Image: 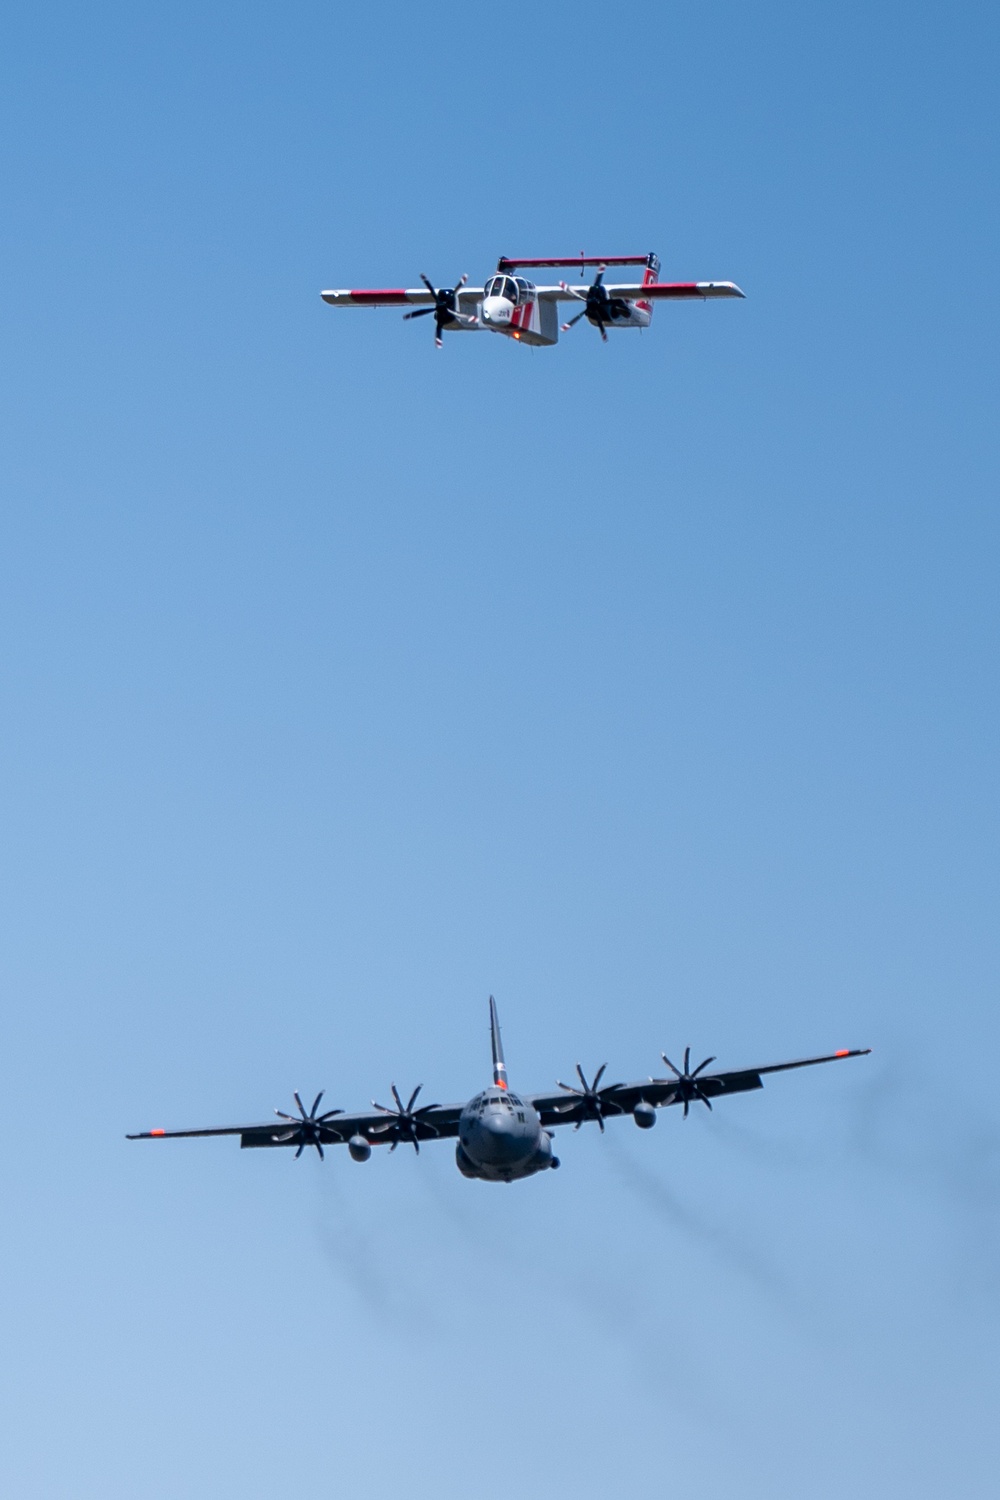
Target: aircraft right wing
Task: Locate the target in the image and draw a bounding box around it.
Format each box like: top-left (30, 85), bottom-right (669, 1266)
top-left (127, 1095), bottom-right (465, 1154)
top-left (534, 281), bottom-right (745, 302)
top-left (320, 286), bottom-right (484, 309)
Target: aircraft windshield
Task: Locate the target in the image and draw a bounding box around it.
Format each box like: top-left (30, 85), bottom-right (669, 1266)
top-left (487, 276), bottom-right (518, 304)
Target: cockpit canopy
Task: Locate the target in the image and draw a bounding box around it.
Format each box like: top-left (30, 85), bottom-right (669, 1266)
top-left (470, 1090), bottom-right (525, 1112)
top-left (483, 274), bottom-right (535, 305)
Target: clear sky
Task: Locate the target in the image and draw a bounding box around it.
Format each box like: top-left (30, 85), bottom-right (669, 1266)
top-left (1, 3), bottom-right (998, 1496)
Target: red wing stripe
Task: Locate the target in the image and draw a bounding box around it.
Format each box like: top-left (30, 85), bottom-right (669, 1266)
top-left (348, 289), bottom-right (411, 304)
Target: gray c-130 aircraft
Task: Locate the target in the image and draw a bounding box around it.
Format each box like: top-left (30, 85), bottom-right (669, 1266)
top-left (128, 999), bottom-right (871, 1183)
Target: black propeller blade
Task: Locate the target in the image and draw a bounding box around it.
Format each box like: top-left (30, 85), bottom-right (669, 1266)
top-left (559, 267), bottom-right (631, 343)
top-left (370, 1083), bottom-right (441, 1153)
top-left (272, 1090), bottom-right (345, 1160)
top-left (657, 1047), bottom-right (717, 1117)
top-left (403, 273), bottom-right (477, 347)
top-left (555, 1063), bottom-right (624, 1132)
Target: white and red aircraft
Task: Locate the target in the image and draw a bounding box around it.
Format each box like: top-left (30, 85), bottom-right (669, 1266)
top-left (321, 253), bottom-right (744, 348)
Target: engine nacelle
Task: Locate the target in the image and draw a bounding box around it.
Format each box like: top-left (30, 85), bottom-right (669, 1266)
top-left (348, 1135), bottom-right (372, 1162)
top-left (455, 1142), bottom-right (484, 1179)
top-left (633, 1101), bottom-right (657, 1130)
top-left (531, 1131), bottom-right (558, 1172)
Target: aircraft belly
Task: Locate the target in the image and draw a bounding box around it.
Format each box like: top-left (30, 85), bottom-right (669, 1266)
top-left (485, 301), bottom-right (558, 347)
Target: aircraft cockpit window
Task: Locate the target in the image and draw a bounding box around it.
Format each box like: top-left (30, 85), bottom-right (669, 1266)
top-left (498, 276), bottom-right (518, 304)
top-left (514, 278), bottom-right (531, 300)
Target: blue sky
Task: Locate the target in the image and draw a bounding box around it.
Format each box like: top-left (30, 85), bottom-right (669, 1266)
top-left (1, 2), bottom-right (998, 1496)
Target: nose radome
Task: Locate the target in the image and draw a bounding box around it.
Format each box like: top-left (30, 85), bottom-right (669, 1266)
top-left (482, 296), bottom-right (511, 324)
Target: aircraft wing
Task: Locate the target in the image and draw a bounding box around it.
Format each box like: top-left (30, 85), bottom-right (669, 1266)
top-left (535, 280), bottom-right (745, 302)
top-left (320, 287), bottom-right (484, 309)
top-left (127, 1102), bottom-right (466, 1151)
top-left (528, 1047), bottom-right (870, 1128)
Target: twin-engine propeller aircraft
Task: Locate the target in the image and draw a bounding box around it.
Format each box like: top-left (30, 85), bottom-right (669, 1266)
top-left (321, 253), bottom-right (744, 348)
top-left (128, 999), bottom-right (870, 1184)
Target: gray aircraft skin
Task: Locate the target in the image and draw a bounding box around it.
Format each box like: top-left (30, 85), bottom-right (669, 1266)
top-left (128, 997), bottom-right (871, 1184)
top-left (455, 999), bottom-right (555, 1182)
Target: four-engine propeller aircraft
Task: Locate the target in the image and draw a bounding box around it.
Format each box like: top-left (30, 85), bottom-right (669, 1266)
top-left (321, 253), bottom-right (744, 348)
top-left (128, 999), bottom-right (870, 1184)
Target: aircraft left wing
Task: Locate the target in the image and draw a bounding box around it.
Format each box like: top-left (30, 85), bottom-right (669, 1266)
top-left (527, 1047), bottom-right (870, 1127)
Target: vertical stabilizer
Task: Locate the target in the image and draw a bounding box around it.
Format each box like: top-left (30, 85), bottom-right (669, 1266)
top-left (636, 251), bottom-right (660, 318)
top-left (489, 996), bottom-right (508, 1089)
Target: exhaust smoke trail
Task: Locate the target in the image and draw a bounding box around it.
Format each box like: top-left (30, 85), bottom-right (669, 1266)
top-left (604, 1132), bottom-right (808, 1320)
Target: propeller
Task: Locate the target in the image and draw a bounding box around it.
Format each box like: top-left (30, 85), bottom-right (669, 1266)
top-left (657, 1048), bottom-right (717, 1117)
top-left (272, 1091), bottom-right (344, 1160)
top-left (403, 274), bottom-right (477, 347)
top-left (554, 1063), bottom-right (624, 1131)
top-left (559, 267), bottom-right (631, 342)
top-left (370, 1084), bottom-right (441, 1153)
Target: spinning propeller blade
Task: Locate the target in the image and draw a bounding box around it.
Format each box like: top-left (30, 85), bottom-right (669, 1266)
top-left (658, 1048), bottom-right (717, 1117)
top-left (555, 1063), bottom-right (624, 1131)
top-left (402, 273), bottom-right (475, 347)
top-left (272, 1091), bottom-right (344, 1159)
top-left (371, 1083), bottom-right (442, 1153)
top-left (559, 266), bottom-right (630, 341)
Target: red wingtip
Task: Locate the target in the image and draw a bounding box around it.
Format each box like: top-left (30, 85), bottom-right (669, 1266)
top-left (150, 1128), bottom-right (166, 1136)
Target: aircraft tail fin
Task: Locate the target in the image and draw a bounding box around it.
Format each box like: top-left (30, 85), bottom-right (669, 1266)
top-left (489, 996), bottom-right (508, 1089)
top-left (637, 252), bottom-right (660, 318)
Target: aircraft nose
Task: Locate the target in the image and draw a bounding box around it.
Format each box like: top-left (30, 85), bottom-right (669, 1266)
top-left (478, 1108), bottom-right (529, 1163)
top-left (482, 296), bottom-right (511, 325)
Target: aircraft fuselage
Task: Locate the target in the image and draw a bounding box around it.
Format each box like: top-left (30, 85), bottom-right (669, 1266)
top-left (455, 1087), bottom-right (557, 1182)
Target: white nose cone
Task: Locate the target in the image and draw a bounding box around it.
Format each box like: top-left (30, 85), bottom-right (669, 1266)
top-left (482, 296), bottom-right (512, 325)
